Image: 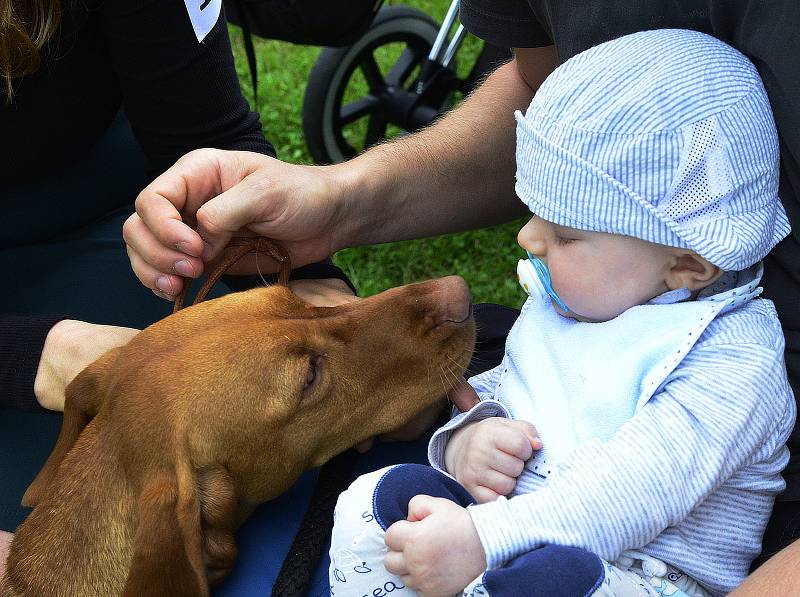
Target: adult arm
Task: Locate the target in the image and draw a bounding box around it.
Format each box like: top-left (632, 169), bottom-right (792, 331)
top-left (334, 46), bottom-right (557, 245)
top-left (731, 539), bottom-right (800, 595)
top-left (124, 47), bottom-right (557, 294)
top-left (0, 316), bottom-right (69, 411)
top-left (0, 529), bottom-right (11, 578)
top-left (0, 318), bottom-right (138, 412)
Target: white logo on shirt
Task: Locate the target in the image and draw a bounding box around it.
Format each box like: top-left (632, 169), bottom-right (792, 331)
top-left (184, 0), bottom-right (222, 43)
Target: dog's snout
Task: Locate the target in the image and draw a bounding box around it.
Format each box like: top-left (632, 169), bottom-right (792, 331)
top-left (431, 275), bottom-right (473, 325)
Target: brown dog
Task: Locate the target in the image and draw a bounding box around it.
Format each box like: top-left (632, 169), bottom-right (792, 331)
top-left (0, 276), bottom-right (474, 596)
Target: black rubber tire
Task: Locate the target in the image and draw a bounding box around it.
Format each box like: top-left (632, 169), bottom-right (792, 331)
top-left (302, 5), bottom-right (440, 165)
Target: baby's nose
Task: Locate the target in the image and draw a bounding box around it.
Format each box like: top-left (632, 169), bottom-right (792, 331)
top-left (518, 231), bottom-right (547, 257)
top-left (517, 218), bottom-right (547, 256)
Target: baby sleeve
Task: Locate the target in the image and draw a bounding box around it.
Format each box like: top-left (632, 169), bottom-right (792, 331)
top-left (428, 360), bottom-right (512, 474)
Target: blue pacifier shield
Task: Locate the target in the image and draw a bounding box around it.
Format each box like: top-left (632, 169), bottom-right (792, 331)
top-left (518, 251), bottom-right (570, 312)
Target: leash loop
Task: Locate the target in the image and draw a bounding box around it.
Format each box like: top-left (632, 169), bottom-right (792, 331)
top-left (173, 237), bottom-right (291, 312)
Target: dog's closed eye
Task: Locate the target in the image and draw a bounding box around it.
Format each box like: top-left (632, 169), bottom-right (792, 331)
top-left (302, 355), bottom-right (323, 397)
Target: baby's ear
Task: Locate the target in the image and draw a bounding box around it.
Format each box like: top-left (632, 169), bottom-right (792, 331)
top-left (667, 251), bottom-right (723, 292)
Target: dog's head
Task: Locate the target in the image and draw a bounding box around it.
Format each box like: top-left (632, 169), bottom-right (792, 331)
top-left (117, 275), bottom-right (475, 499)
top-left (18, 276), bottom-right (474, 595)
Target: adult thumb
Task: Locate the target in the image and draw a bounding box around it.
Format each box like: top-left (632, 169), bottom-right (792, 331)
top-left (195, 172), bottom-right (273, 261)
top-left (448, 379), bottom-right (480, 413)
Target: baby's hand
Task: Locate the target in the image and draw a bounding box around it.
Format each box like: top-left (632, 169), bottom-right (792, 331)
top-left (384, 496), bottom-right (486, 596)
top-left (444, 418), bottom-right (541, 503)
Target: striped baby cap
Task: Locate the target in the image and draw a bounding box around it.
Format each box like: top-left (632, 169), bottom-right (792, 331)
top-left (515, 28), bottom-right (790, 271)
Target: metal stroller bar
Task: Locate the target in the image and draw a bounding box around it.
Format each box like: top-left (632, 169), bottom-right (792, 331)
top-left (426, 0), bottom-right (460, 64)
top-left (442, 23), bottom-right (466, 68)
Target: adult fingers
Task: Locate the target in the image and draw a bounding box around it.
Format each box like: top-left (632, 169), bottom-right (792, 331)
top-left (135, 149), bottom-right (269, 260)
top-left (448, 379), bottom-right (480, 413)
top-left (133, 154), bottom-right (216, 262)
top-left (126, 245), bottom-right (183, 299)
top-left (134, 191), bottom-right (205, 257)
top-left (195, 167), bottom-right (289, 262)
top-left (123, 214), bottom-right (204, 286)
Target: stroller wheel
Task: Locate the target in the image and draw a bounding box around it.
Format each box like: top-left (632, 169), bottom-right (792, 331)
top-left (302, 5), bottom-right (442, 165)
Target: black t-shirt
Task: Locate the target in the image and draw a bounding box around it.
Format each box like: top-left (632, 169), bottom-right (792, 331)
top-left (461, 0), bottom-right (800, 499)
top-left (1, 0), bottom-right (273, 187)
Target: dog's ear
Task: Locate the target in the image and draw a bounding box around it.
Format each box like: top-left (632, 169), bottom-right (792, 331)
top-left (121, 471), bottom-right (208, 597)
top-left (22, 347), bottom-right (120, 508)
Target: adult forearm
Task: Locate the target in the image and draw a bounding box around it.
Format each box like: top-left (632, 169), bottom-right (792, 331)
top-left (731, 539), bottom-right (800, 595)
top-left (127, 49), bottom-right (555, 284)
top-left (34, 321), bottom-right (139, 411)
top-left (335, 57), bottom-right (538, 247)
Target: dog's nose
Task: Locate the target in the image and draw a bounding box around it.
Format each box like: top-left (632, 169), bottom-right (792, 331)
top-left (432, 275), bottom-right (473, 325)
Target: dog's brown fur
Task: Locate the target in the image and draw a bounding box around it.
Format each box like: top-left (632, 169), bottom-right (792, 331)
top-left (0, 277), bottom-right (474, 596)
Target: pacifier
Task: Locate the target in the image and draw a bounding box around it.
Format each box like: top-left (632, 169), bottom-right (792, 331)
top-left (517, 251), bottom-right (570, 312)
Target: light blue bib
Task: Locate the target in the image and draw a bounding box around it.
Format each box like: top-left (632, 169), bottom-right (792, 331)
top-left (496, 258), bottom-right (748, 491)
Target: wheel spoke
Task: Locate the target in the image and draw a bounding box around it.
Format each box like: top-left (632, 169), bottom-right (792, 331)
top-left (364, 114), bottom-right (388, 148)
top-left (359, 52), bottom-right (385, 92)
top-left (339, 96), bottom-right (380, 125)
top-left (386, 46), bottom-right (426, 87)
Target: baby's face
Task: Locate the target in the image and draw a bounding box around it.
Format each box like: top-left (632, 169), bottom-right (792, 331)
top-left (517, 216), bottom-right (677, 321)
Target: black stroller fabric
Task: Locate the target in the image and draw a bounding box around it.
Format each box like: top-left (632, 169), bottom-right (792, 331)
top-left (224, 0), bottom-right (381, 46)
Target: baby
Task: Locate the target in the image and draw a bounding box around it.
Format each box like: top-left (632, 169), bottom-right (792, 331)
top-left (328, 29), bottom-right (795, 597)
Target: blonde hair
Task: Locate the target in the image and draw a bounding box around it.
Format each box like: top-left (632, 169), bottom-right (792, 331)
top-left (0, 0), bottom-right (62, 102)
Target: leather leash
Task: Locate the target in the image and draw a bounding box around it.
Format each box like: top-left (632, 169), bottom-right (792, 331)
top-left (172, 236), bottom-right (291, 312)
top-left (169, 236), bottom-right (358, 596)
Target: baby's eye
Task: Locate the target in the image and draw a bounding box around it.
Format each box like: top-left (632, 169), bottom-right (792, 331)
top-left (555, 236), bottom-right (576, 245)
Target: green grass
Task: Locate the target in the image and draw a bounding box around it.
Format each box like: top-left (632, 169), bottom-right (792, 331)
top-left (228, 1), bottom-right (527, 308)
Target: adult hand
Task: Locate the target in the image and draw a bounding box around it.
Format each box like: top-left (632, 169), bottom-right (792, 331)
top-left (124, 149), bottom-right (350, 299)
top-left (0, 530), bottom-right (11, 580)
top-left (287, 278), bottom-right (358, 307)
top-left (384, 496), bottom-right (486, 596)
top-left (34, 320), bottom-right (139, 411)
top-left (444, 417), bottom-right (541, 503)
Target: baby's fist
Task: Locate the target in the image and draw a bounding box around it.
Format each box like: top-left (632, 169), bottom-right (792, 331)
top-left (447, 418), bottom-right (541, 503)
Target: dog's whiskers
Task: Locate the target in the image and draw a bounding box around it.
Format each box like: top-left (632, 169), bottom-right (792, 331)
top-left (447, 355), bottom-right (477, 377)
top-left (440, 361), bottom-right (462, 393)
top-left (435, 365), bottom-right (450, 396)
